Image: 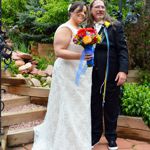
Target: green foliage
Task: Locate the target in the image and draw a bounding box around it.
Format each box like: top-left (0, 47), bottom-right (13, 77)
top-left (106, 0), bottom-right (127, 20)
top-left (17, 12), bottom-right (36, 31)
top-left (18, 42), bottom-right (29, 53)
top-left (138, 70), bottom-right (150, 87)
top-left (2, 0), bottom-right (27, 26)
top-left (121, 83), bottom-right (150, 127)
top-left (106, 0), bottom-right (144, 21)
top-left (33, 55), bottom-right (55, 70)
top-left (125, 15), bottom-right (150, 70)
top-left (37, 0), bottom-right (69, 25)
top-left (7, 60), bottom-right (19, 75)
top-left (7, 0), bottom-right (68, 44)
top-left (8, 29), bottom-right (29, 53)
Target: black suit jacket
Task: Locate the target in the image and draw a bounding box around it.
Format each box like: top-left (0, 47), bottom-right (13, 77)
top-left (94, 21), bottom-right (128, 83)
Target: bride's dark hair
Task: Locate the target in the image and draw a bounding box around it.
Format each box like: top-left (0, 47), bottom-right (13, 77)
top-left (68, 1), bottom-right (86, 17)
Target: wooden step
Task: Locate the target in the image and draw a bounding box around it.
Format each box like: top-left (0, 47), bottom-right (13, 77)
top-left (7, 128), bottom-right (34, 147)
top-left (0, 127), bottom-right (9, 150)
top-left (2, 94), bottom-right (30, 110)
top-left (2, 85), bottom-right (49, 97)
top-left (7, 120), bottom-right (43, 147)
top-left (1, 77), bottom-right (27, 85)
top-left (117, 115), bottom-right (150, 142)
top-left (30, 96), bottom-right (48, 106)
top-left (2, 105), bottom-right (46, 126)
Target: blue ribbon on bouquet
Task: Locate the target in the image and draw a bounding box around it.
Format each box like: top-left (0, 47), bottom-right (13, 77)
top-left (75, 45), bottom-right (94, 85)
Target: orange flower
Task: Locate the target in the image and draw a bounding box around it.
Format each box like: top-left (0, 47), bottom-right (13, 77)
top-left (82, 35), bottom-right (92, 45)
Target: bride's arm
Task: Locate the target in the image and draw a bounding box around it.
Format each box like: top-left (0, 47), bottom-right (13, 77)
top-left (54, 27), bottom-right (81, 60)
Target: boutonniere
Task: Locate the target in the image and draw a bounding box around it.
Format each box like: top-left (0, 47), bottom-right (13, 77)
top-left (104, 21), bottom-right (111, 28)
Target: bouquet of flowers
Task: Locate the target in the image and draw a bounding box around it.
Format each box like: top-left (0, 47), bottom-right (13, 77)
top-left (73, 28), bottom-right (102, 67)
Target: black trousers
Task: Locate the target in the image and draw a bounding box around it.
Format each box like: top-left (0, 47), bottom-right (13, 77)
top-left (91, 68), bottom-right (120, 145)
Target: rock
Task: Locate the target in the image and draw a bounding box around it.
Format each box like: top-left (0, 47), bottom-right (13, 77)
top-left (41, 77), bottom-right (47, 82)
top-left (38, 70), bottom-right (47, 77)
top-left (18, 62), bottom-right (33, 72)
top-left (16, 51), bottom-right (32, 60)
top-left (19, 69), bottom-right (29, 74)
top-left (16, 74), bottom-right (25, 79)
top-left (5, 39), bottom-right (13, 48)
top-left (7, 42), bottom-right (13, 48)
top-left (44, 65), bottom-right (53, 76)
top-left (46, 76), bottom-right (52, 85)
top-left (31, 60), bottom-right (38, 65)
top-left (25, 78), bottom-right (34, 86)
top-left (12, 51), bottom-right (21, 60)
top-left (15, 60), bottom-right (25, 67)
top-left (30, 78), bottom-right (41, 87)
top-left (30, 67), bottom-right (39, 75)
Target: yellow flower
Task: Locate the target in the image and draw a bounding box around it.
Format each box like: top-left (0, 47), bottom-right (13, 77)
top-left (97, 34), bottom-right (102, 43)
top-left (104, 21), bottom-right (111, 28)
top-left (82, 35), bottom-right (92, 45)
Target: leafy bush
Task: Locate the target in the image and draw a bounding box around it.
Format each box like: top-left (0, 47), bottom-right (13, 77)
top-left (2, 0), bottom-right (27, 26)
top-left (138, 70), bottom-right (150, 87)
top-left (121, 83), bottom-right (150, 127)
top-left (37, 0), bottom-right (69, 25)
top-left (7, 61), bottom-right (19, 75)
top-left (6, 0), bottom-right (70, 45)
top-left (34, 55), bottom-right (55, 70)
top-left (106, 0), bottom-right (144, 21)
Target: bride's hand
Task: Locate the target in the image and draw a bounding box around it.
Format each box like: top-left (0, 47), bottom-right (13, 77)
top-left (84, 54), bottom-right (93, 60)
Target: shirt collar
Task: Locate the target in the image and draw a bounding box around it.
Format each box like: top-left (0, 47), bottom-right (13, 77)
top-left (94, 21), bottom-right (104, 25)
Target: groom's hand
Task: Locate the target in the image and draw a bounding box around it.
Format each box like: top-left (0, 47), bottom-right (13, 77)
top-left (115, 72), bottom-right (127, 86)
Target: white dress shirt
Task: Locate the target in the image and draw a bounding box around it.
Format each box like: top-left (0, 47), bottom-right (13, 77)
top-left (94, 22), bottom-right (102, 33)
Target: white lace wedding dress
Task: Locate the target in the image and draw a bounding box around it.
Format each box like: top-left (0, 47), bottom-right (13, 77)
top-left (32, 23), bottom-right (92, 150)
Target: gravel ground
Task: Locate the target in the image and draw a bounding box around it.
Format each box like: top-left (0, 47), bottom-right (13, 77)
top-left (1, 93), bottom-right (22, 101)
top-left (9, 119), bottom-right (43, 131)
top-left (2, 103), bottom-right (46, 112)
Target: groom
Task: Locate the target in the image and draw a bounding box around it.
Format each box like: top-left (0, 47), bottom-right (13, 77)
top-left (89, 0), bottom-right (128, 150)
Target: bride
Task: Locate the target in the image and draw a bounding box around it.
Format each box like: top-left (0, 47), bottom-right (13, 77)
top-left (32, 1), bottom-right (93, 150)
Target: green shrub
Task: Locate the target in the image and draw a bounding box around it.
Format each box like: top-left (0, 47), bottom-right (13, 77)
top-left (142, 98), bottom-right (150, 126)
top-left (7, 0), bottom-right (69, 45)
top-left (138, 70), bottom-right (150, 87)
top-left (7, 60), bottom-right (19, 75)
top-left (33, 55), bottom-right (55, 70)
top-left (37, 0), bottom-right (69, 25)
top-left (2, 0), bottom-right (27, 26)
top-left (121, 83), bottom-right (150, 127)
top-left (106, 0), bottom-right (144, 21)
